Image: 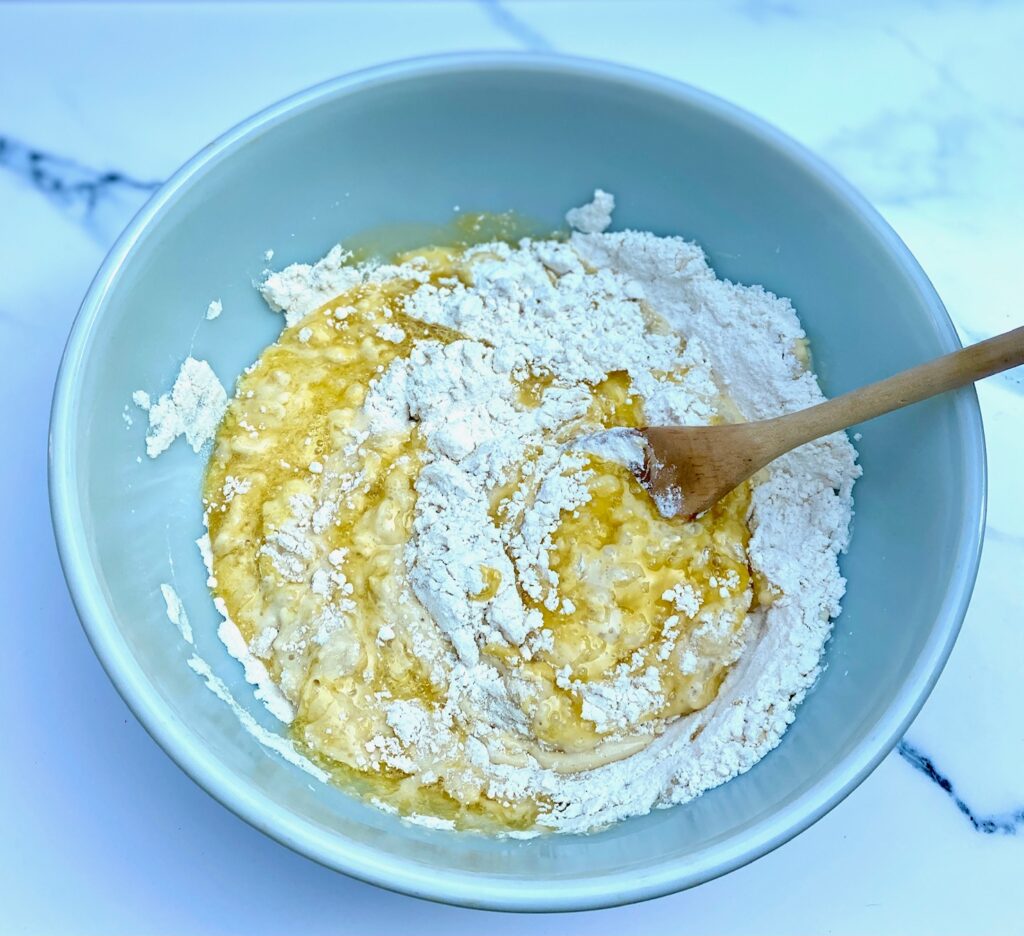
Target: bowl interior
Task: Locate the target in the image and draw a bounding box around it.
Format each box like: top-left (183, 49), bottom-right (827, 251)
top-left (52, 57), bottom-right (981, 911)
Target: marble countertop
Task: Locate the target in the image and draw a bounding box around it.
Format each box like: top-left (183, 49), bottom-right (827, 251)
top-left (2, 2), bottom-right (1021, 933)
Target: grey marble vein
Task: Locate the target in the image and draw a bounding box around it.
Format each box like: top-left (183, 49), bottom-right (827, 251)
top-left (0, 306), bottom-right (32, 331)
top-left (898, 740), bottom-right (1024, 834)
top-left (816, 24), bottom-right (986, 210)
top-left (882, 24), bottom-right (971, 99)
top-left (0, 135), bottom-right (161, 242)
top-left (822, 104), bottom-right (975, 207)
top-left (0, 135), bottom-right (160, 212)
top-left (985, 525), bottom-right (1024, 546)
top-left (479, 0), bottom-right (555, 52)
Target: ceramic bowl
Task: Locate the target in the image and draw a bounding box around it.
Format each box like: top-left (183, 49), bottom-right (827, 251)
top-left (49, 53), bottom-right (985, 911)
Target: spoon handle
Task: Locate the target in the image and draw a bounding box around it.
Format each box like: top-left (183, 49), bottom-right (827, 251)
top-left (765, 324), bottom-right (1024, 453)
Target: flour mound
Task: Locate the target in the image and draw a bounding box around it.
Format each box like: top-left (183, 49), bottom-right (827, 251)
top-left (565, 188), bottom-right (615, 234)
top-left (136, 357), bottom-right (227, 458)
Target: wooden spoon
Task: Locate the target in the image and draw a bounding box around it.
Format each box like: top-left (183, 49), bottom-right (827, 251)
top-left (640, 325), bottom-right (1024, 519)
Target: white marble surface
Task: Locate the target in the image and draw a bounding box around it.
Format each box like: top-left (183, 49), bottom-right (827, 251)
top-left (1, 2), bottom-right (1021, 932)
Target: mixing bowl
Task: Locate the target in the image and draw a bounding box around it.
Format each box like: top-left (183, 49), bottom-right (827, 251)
top-left (49, 53), bottom-right (985, 911)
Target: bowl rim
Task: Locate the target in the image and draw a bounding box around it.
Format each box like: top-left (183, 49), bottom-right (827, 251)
top-left (48, 51), bottom-right (986, 913)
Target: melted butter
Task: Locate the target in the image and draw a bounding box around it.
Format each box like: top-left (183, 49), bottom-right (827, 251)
top-left (472, 566), bottom-right (503, 602)
top-left (585, 370), bottom-right (644, 427)
top-left (346, 209), bottom-right (550, 266)
top-left (515, 370), bottom-right (556, 409)
top-left (535, 462), bottom-right (751, 736)
top-left (496, 369), bottom-right (753, 757)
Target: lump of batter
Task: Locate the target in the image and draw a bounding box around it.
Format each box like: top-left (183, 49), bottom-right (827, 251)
top-left (201, 194), bottom-right (858, 834)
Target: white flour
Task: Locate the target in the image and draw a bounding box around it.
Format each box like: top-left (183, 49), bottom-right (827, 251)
top-left (186, 654), bottom-right (328, 782)
top-left (134, 357), bottom-right (227, 458)
top-left (564, 187), bottom-right (615, 234)
top-left (159, 583), bottom-right (193, 644)
top-left (144, 191), bottom-right (859, 834)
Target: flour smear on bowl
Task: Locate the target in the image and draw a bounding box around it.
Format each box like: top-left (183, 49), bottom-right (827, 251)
top-left (135, 192), bottom-right (859, 834)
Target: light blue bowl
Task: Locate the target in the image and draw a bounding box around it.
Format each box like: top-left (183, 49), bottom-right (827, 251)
top-left (49, 53), bottom-right (985, 911)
